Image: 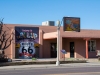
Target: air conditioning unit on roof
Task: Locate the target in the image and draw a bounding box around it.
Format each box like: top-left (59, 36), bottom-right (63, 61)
top-left (42, 21), bottom-right (55, 26)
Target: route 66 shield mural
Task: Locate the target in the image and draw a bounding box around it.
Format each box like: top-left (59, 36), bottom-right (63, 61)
top-left (15, 27), bottom-right (39, 59)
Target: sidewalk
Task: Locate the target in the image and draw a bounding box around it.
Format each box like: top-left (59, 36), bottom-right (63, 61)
top-left (0, 58), bottom-right (100, 70)
top-left (0, 62), bottom-right (100, 70)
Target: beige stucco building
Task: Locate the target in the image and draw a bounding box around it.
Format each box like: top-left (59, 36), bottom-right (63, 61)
top-left (3, 24), bottom-right (100, 59)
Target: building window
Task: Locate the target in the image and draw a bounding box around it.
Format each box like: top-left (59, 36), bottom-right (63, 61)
top-left (88, 40), bottom-right (96, 52)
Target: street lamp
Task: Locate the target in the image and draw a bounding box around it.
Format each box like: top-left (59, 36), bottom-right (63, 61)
top-left (56, 20), bottom-right (61, 66)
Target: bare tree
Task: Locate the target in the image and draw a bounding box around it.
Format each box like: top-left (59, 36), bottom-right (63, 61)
top-left (0, 19), bottom-right (13, 54)
top-left (0, 18), bottom-right (3, 34)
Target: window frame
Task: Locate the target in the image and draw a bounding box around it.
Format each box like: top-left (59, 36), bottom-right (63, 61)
top-left (88, 40), bottom-right (96, 52)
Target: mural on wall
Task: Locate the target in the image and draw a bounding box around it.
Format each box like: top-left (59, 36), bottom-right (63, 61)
top-left (15, 27), bottom-right (39, 59)
top-left (63, 17), bottom-right (80, 32)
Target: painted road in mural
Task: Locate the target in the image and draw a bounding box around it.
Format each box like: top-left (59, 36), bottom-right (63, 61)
top-left (15, 27), bottom-right (39, 59)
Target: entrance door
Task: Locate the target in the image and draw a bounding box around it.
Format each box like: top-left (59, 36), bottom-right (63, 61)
top-left (35, 46), bottom-right (39, 58)
top-left (50, 43), bottom-right (57, 58)
top-left (70, 42), bottom-right (75, 57)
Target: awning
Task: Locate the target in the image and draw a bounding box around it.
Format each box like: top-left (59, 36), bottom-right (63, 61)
top-left (43, 32), bottom-right (57, 39)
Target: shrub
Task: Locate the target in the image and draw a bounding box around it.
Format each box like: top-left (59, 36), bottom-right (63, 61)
top-left (32, 58), bottom-right (37, 60)
top-left (0, 54), bottom-right (8, 62)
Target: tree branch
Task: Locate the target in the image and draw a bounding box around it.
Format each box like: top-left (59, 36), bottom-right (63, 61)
top-left (0, 19), bottom-right (3, 35)
top-left (2, 34), bottom-right (12, 50)
top-left (0, 18), bottom-right (14, 51)
top-left (0, 31), bottom-right (6, 50)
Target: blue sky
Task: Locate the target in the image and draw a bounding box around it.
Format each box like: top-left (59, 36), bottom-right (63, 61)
top-left (0, 0), bottom-right (100, 29)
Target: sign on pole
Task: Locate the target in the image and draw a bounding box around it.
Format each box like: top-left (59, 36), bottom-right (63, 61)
top-left (61, 50), bottom-right (67, 54)
top-left (63, 17), bottom-right (80, 32)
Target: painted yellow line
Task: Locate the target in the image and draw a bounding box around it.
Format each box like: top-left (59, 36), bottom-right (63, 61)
top-left (1, 71), bottom-right (100, 75)
top-left (44, 74), bottom-right (65, 75)
top-left (0, 72), bottom-right (24, 75)
top-left (44, 72), bottom-right (100, 75)
top-left (69, 72), bottom-right (100, 74)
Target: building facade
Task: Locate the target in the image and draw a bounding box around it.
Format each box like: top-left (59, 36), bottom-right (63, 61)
top-left (4, 24), bottom-right (100, 59)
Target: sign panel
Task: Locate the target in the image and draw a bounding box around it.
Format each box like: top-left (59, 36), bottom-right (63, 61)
top-left (61, 50), bottom-right (67, 54)
top-left (63, 17), bottom-right (80, 32)
top-left (15, 27), bottom-right (39, 59)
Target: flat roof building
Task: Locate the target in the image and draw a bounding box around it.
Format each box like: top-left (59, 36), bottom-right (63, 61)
top-left (3, 24), bottom-right (100, 59)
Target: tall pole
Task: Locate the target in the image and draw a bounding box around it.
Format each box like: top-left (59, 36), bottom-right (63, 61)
top-left (56, 20), bottom-right (60, 66)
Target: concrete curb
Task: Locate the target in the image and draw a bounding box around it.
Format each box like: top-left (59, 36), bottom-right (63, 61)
top-left (0, 60), bottom-right (87, 67)
top-left (0, 63), bottom-right (100, 70)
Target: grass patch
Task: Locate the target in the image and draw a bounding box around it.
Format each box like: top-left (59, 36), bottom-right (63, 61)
top-left (32, 58), bottom-right (37, 61)
top-left (66, 58), bottom-right (77, 60)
